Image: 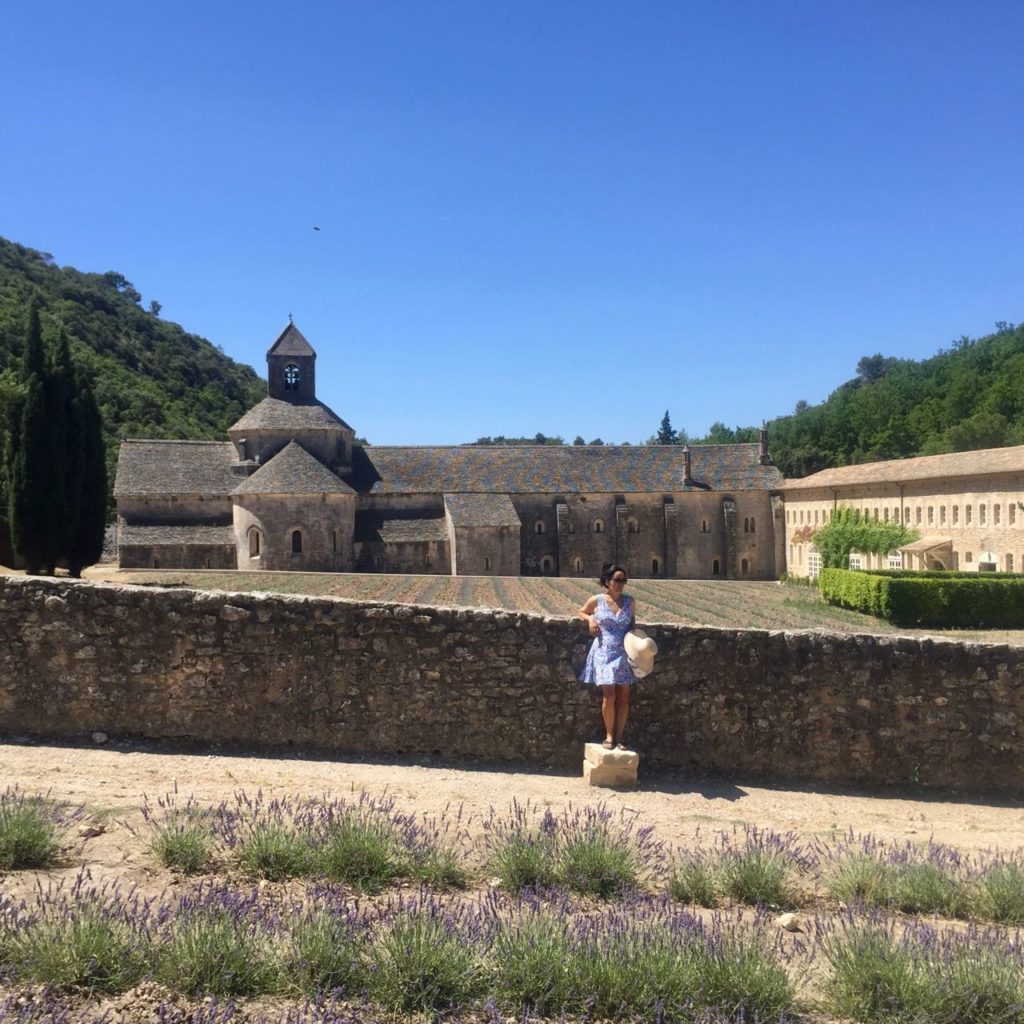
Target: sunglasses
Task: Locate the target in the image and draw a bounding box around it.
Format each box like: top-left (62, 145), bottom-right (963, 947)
top-left (611, 576), bottom-right (627, 584)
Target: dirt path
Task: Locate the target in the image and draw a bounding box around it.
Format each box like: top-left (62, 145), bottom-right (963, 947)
top-left (3, 738), bottom-right (1023, 904)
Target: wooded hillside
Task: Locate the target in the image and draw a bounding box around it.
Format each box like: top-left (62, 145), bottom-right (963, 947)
top-left (0, 238), bottom-right (264, 492)
top-left (766, 322), bottom-right (1024, 477)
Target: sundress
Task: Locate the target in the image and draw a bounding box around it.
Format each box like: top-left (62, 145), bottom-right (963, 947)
top-left (579, 593), bottom-right (635, 687)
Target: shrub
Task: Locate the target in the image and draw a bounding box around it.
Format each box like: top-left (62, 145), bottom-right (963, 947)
top-left (668, 856), bottom-right (719, 907)
top-left (555, 825), bottom-right (640, 898)
top-left (152, 821), bottom-right (214, 874)
top-left (315, 814), bottom-right (403, 893)
top-left (0, 802), bottom-right (60, 870)
top-left (282, 906), bottom-right (367, 996)
top-left (237, 825), bottom-right (312, 881)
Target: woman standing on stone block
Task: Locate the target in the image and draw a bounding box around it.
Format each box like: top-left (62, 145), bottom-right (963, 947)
top-left (577, 564), bottom-right (635, 750)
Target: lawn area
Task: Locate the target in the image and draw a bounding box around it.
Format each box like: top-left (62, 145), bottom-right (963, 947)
top-left (91, 568), bottom-right (1024, 643)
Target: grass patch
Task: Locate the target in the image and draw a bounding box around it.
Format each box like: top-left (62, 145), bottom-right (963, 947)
top-left (555, 824), bottom-right (640, 898)
top-left (315, 814), bottom-right (403, 893)
top-left (719, 846), bottom-right (799, 909)
top-left (152, 821), bottom-right (214, 874)
top-left (668, 856), bottom-right (719, 907)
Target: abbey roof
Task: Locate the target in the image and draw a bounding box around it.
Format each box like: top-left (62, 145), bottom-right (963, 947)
top-left (120, 524), bottom-right (235, 546)
top-left (444, 493), bottom-right (521, 526)
top-left (782, 444), bottom-right (1024, 489)
top-left (267, 322), bottom-right (315, 358)
top-left (113, 440), bottom-right (235, 498)
top-left (232, 441), bottom-right (354, 495)
top-left (228, 397), bottom-right (353, 433)
top-left (351, 443), bottom-right (782, 494)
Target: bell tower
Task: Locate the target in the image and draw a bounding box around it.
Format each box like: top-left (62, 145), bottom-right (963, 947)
top-left (267, 320), bottom-right (316, 403)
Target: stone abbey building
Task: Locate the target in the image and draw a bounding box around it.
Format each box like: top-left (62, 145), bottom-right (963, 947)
top-left (114, 324), bottom-right (786, 579)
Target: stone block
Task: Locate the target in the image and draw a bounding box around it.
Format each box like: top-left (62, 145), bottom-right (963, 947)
top-left (582, 743), bottom-right (639, 788)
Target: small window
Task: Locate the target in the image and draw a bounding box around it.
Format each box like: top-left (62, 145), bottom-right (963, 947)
top-left (940, 505), bottom-right (946, 525)
top-left (888, 551), bottom-right (903, 569)
top-left (712, 558), bottom-right (720, 575)
top-left (965, 551), bottom-right (973, 563)
top-left (799, 510), bottom-right (804, 524)
top-left (568, 521), bottom-right (575, 534)
top-left (484, 556), bottom-right (491, 570)
top-left (884, 508), bottom-right (890, 523)
top-left (916, 507), bottom-right (923, 525)
top-left (284, 364), bottom-right (300, 390)
top-left (812, 510), bottom-right (817, 526)
top-left (249, 529), bottom-right (261, 557)
top-left (291, 530), bottom-right (302, 554)
top-left (966, 505), bottom-right (973, 525)
top-left (1006, 553), bottom-right (1014, 572)
top-left (153, 558), bottom-right (159, 569)
top-left (651, 557), bottom-right (660, 574)
top-left (953, 505), bottom-right (959, 525)
top-left (628, 517), bottom-right (639, 534)
top-left (573, 557), bottom-right (583, 573)
top-left (904, 508), bottom-right (910, 523)
top-left (744, 517), bottom-right (750, 532)
top-left (541, 555), bottom-right (553, 573)
top-left (535, 520), bottom-right (545, 534)
top-left (789, 544), bottom-right (794, 561)
top-left (425, 554), bottom-right (432, 568)
top-left (807, 551), bottom-right (822, 580)
top-left (701, 519), bottom-right (709, 534)
top-left (1011, 504), bottom-right (1017, 525)
top-left (593, 518), bottom-right (604, 534)
top-left (205, 558), bottom-right (212, 569)
top-left (873, 508), bottom-right (879, 521)
top-left (849, 552), bottom-right (864, 569)
top-left (374, 554), bottom-right (383, 569)
top-left (927, 506), bottom-right (934, 525)
top-left (980, 504), bottom-right (987, 525)
top-left (332, 529), bottom-right (338, 553)
top-left (740, 558), bottom-right (749, 575)
top-left (994, 504), bottom-right (1001, 525)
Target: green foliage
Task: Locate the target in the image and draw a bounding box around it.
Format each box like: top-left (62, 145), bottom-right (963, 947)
top-left (151, 821), bottom-right (214, 874)
top-left (656, 409), bottom-right (677, 445)
top-left (0, 802), bottom-right (60, 869)
top-left (237, 825), bottom-right (313, 880)
top-left (814, 506), bottom-right (918, 570)
top-left (820, 568), bottom-right (1024, 627)
top-left (468, 433), bottom-right (564, 445)
top-left (0, 236), bottom-right (264, 531)
top-left (315, 815), bottom-right (404, 892)
top-left (769, 321), bottom-right (1024, 476)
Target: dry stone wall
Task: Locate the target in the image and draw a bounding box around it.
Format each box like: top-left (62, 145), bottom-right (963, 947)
top-left (1, 576), bottom-right (1022, 794)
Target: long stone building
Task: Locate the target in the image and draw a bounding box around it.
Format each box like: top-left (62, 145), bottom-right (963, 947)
top-left (783, 445), bottom-right (1024, 577)
top-left (114, 323), bottom-right (785, 578)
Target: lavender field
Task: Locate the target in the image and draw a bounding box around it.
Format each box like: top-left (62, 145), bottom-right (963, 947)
top-left (3, 786), bottom-right (1024, 1023)
top-left (98, 570), bottom-right (1024, 643)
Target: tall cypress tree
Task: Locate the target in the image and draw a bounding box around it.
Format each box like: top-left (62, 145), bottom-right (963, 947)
top-left (66, 374), bottom-right (107, 577)
top-left (51, 329), bottom-right (80, 558)
top-left (8, 302), bottom-right (66, 574)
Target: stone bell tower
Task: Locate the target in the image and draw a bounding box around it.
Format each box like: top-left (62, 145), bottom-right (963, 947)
top-left (267, 319), bottom-right (316, 403)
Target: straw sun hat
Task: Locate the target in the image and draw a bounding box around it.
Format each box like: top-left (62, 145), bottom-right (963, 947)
top-left (624, 629), bottom-right (658, 679)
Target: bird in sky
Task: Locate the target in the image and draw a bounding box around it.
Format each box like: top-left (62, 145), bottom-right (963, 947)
top-left (313, 226), bottom-right (320, 231)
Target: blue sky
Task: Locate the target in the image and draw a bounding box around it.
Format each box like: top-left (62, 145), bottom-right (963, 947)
top-left (3, 2), bottom-right (1022, 446)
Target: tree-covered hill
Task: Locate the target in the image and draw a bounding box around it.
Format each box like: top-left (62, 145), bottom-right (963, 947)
top-left (0, 237), bottom-right (265, 491)
top-left (758, 321), bottom-right (1024, 477)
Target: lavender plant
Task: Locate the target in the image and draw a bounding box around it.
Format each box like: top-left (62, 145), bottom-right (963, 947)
top-left (0, 789), bottom-right (78, 870)
top-left (144, 792), bottom-right (216, 874)
top-left (668, 853), bottom-right (720, 907)
top-left (977, 859), bottom-right (1024, 925)
top-left (281, 902), bottom-right (369, 996)
top-left (717, 827), bottom-right (810, 909)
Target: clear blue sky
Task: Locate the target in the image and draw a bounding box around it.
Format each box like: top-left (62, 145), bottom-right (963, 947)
top-left (3, 2), bottom-right (1022, 445)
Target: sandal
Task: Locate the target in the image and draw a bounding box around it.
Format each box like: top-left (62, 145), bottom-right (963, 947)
top-left (601, 739), bottom-right (614, 749)
top-left (615, 742), bottom-right (627, 751)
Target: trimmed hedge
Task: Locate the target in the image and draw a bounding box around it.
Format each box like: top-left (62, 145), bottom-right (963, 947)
top-left (819, 568), bottom-right (1024, 628)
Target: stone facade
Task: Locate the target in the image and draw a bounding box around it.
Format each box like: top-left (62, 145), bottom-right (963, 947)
top-left (114, 323), bottom-right (785, 579)
top-left (2, 575), bottom-right (1023, 795)
top-left (783, 446), bottom-right (1024, 577)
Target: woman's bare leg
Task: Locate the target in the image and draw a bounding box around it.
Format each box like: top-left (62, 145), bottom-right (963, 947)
top-left (600, 686), bottom-right (616, 744)
top-left (614, 685), bottom-right (631, 744)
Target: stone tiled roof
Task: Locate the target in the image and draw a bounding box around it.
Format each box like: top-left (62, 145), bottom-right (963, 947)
top-left (228, 397), bottom-right (353, 433)
top-left (120, 524), bottom-right (235, 546)
top-left (232, 441), bottom-right (354, 496)
top-left (113, 440), bottom-right (236, 498)
top-left (444, 493), bottom-right (521, 527)
top-left (781, 444), bottom-right (1024, 490)
top-left (267, 322), bottom-right (315, 358)
top-left (380, 518), bottom-right (449, 542)
top-left (351, 444), bottom-right (781, 495)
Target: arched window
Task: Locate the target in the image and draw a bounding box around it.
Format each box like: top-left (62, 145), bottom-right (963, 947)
top-left (153, 558), bottom-right (160, 569)
top-left (541, 556), bottom-right (554, 574)
top-left (741, 558), bottom-right (749, 575)
top-left (332, 529), bottom-right (338, 553)
top-left (249, 528), bottom-right (261, 557)
top-left (743, 517), bottom-right (750, 533)
top-left (628, 517), bottom-right (639, 534)
top-left (567, 521), bottom-right (575, 534)
top-left (651, 558), bottom-right (660, 574)
top-left (291, 530), bottom-right (302, 554)
top-left (535, 520), bottom-right (545, 534)
top-left (573, 557), bottom-right (583, 573)
top-left (484, 556), bottom-right (491, 570)
top-left (374, 554), bottom-right (383, 569)
top-left (284, 364), bottom-right (300, 391)
top-left (593, 518), bottom-right (604, 534)
top-left (750, 517), bottom-right (755, 533)
top-left (712, 559), bottom-right (720, 575)
top-left (701, 520), bottom-right (709, 534)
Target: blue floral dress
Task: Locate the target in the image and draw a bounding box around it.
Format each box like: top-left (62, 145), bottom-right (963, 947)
top-left (579, 594), bottom-right (635, 687)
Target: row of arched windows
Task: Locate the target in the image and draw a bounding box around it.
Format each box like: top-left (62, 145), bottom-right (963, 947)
top-left (249, 528), bottom-right (336, 557)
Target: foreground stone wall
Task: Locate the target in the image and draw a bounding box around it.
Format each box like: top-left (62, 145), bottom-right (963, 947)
top-left (1, 576), bottom-right (1022, 794)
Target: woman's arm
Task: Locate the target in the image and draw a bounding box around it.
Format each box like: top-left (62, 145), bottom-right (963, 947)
top-left (577, 595), bottom-right (600, 636)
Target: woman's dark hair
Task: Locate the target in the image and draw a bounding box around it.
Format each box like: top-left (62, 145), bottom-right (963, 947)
top-left (598, 564), bottom-right (627, 588)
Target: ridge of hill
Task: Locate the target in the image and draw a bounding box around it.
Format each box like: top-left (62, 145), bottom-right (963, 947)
top-left (0, 237), bottom-right (264, 488)
top-left (765, 322), bottom-right (1024, 477)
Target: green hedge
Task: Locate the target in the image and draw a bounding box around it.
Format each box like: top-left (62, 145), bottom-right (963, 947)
top-left (818, 569), bottom-right (1024, 628)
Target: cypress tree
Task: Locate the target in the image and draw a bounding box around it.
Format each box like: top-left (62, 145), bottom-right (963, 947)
top-left (66, 375), bottom-right (107, 577)
top-left (51, 329), bottom-right (80, 558)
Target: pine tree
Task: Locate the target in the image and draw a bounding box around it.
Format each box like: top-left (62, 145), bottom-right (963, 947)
top-left (656, 410), bottom-right (678, 445)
